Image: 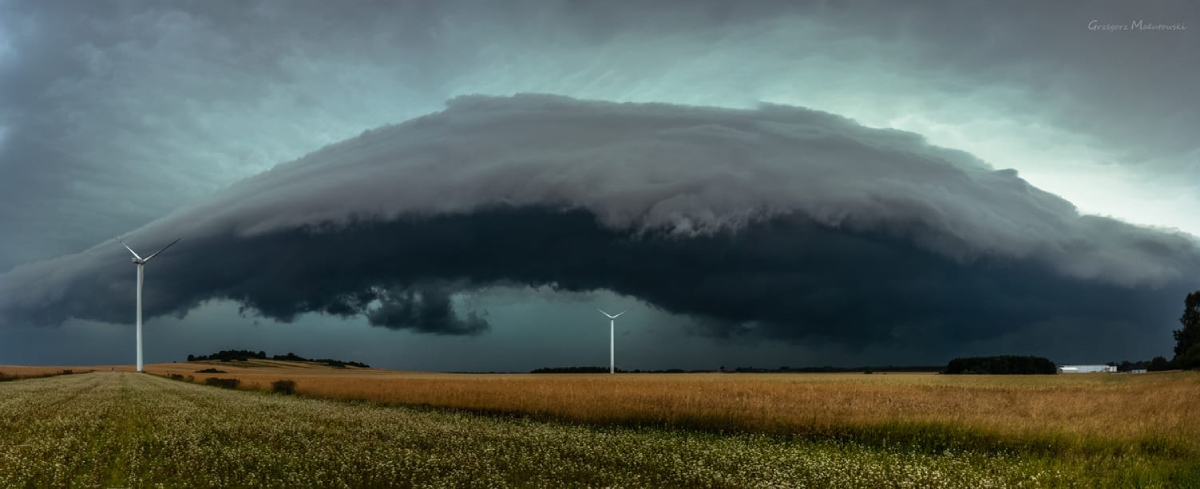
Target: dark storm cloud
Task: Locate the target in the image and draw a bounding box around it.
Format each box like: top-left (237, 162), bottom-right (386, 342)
top-left (0, 0), bottom-right (472, 267)
top-left (1, 96), bottom-right (1196, 346)
top-left (2, 0), bottom-right (1197, 275)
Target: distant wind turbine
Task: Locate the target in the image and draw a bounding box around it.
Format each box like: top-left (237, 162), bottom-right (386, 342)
top-left (118, 237), bottom-right (180, 372)
top-left (597, 309), bottom-right (626, 374)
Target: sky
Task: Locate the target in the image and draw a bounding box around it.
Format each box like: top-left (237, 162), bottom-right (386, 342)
top-left (0, 1), bottom-right (1197, 371)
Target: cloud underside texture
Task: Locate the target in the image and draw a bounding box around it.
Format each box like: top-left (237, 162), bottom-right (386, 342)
top-left (2, 95), bottom-right (1196, 348)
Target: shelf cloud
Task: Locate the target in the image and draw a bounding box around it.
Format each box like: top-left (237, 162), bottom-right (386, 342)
top-left (1, 95), bottom-right (1196, 347)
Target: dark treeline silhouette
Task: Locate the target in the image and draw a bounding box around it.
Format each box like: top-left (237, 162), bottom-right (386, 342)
top-left (530, 366), bottom-right (712, 373)
top-left (186, 350), bottom-right (369, 368)
top-left (944, 355), bottom-right (1056, 375)
top-left (530, 365), bottom-right (944, 374)
top-left (531, 366), bottom-right (627, 374)
top-left (1175, 291), bottom-right (1200, 370)
top-left (272, 352), bottom-right (307, 362)
top-left (271, 353), bottom-right (370, 369)
top-left (1111, 291), bottom-right (1200, 373)
top-left (1109, 359), bottom-right (1161, 372)
top-left (187, 350), bottom-right (266, 362)
top-left (1132, 290), bottom-right (1200, 372)
top-left (732, 365), bottom-right (943, 373)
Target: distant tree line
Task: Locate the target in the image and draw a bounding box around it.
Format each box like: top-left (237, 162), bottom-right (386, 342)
top-left (944, 355), bottom-right (1056, 375)
top-left (272, 352), bottom-right (308, 362)
top-left (726, 365), bottom-right (944, 373)
top-left (187, 350), bottom-right (266, 362)
top-left (940, 289), bottom-right (1200, 375)
top-left (531, 366), bottom-right (627, 374)
top-left (530, 367), bottom-right (728, 374)
top-left (1111, 360), bottom-right (1152, 372)
top-left (530, 365), bottom-right (946, 374)
top-left (1127, 290), bottom-right (1200, 372)
top-left (1106, 359), bottom-right (1175, 372)
top-left (186, 350), bottom-right (369, 368)
top-left (273, 353), bottom-right (370, 369)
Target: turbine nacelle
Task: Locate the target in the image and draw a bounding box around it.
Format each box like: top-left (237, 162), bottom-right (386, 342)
top-left (597, 308), bottom-right (626, 319)
top-left (119, 237), bottom-right (180, 265)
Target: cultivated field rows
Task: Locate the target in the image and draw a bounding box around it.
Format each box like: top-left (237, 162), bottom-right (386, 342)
top-left (149, 362), bottom-right (1200, 447)
top-left (0, 372), bottom-right (1076, 488)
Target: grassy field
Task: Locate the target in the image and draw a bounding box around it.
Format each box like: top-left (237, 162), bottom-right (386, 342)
top-left (1, 364), bottom-right (1196, 487)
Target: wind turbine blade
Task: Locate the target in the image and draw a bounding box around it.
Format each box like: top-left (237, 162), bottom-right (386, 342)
top-left (597, 308), bottom-right (617, 319)
top-left (613, 311), bottom-right (626, 318)
top-left (142, 238), bottom-right (180, 263)
top-left (117, 238), bottom-right (143, 260)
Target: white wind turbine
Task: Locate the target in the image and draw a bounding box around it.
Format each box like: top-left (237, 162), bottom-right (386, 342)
top-left (118, 237), bottom-right (180, 372)
top-left (596, 309), bottom-right (626, 374)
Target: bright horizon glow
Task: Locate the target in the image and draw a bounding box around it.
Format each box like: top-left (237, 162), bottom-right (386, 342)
top-left (758, 98), bottom-right (1199, 240)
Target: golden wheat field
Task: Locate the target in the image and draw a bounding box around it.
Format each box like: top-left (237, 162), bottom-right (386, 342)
top-left (0, 372), bottom-right (1091, 488)
top-left (3, 362), bottom-right (1198, 486)
top-left (0, 365), bottom-right (92, 379)
top-left (145, 360), bottom-right (1200, 449)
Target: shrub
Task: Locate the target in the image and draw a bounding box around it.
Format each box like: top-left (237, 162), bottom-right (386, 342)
top-left (271, 380), bottom-right (297, 395)
top-left (204, 378), bottom-right (240, 389)
top-left (196, 368), bottom-right (226, 374)
top-left (168, 374), bottom-right (185, 380)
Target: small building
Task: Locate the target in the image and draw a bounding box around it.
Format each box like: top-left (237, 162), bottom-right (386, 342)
top-left (1057, 365), bottom-right (1117, 374)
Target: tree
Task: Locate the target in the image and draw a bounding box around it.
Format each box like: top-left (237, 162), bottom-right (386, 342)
top-left (1149, 356), bottom-right (1172, 372)
top-left (944, 355), bottom-right (1056, 375)
top-left (1173, 291), bottom-right (1200, 370)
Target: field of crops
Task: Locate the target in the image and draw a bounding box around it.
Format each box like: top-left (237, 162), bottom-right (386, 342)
top-left (0, 365), bottom-right (89, 381)
top-left (0, 367), bottom-right (1197, 487)
top-left (151, 361), bottom-right (1200, 454)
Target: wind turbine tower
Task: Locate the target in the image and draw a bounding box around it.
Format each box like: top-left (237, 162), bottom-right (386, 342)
top-left (119, 237), bottom-right (180, 372)
top-left (597, 309), bottom-right (626, 374)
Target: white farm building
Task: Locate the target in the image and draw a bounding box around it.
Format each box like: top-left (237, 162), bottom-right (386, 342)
top-left (1057, 365), bottom-right (1117, 374)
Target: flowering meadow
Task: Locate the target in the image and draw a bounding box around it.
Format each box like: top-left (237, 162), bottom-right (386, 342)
top-left (0, 371), bottom-right (1195, 487)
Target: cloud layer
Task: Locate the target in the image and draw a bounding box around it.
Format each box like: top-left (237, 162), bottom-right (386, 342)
top-left (1, 96), bottom-right (1196, 348)
top-left (1, 1), bottom-right (1196, 272)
